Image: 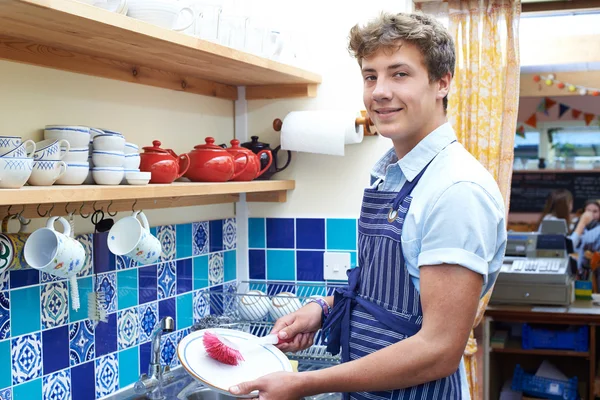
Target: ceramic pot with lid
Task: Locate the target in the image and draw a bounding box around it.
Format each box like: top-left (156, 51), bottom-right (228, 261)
top-left (139, 140), bottom-right (190, 184)
top-left (185, 137), bottom-right (250, 182)
top-left (225, 139), bottom-right (272, 181)
top-left (240, 136), bottom-right (291, 180)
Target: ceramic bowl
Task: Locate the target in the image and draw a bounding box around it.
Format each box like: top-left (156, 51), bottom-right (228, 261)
top-left (239, 290), bottom-right (271, 321)
top-left (0, 157), bottom-right (33, 188)
top-left (121, 168), bottom-right (140, 184)
top-left (92, 150), bottom-right (124, 168)
top-left (125, 171), bottom-right (151, 185)
top-left (61, 147), bottom-right (88, 163)
top-left (89, 128), bottom-right (104, 142)
top-left (124, 142), bottom-right (139, 155)
top-left (123, 153), bottom-right (141, 169)
top-left (92, 167), bottom-right (124, 185)
top-left (93, 134), bottom-right (126, 152)
top-left (269, 292), bottom-right (302, 320)
top-left (56, 162), bottom-right (89, 185)
top-left (44, 125), bottom-right (90, 148)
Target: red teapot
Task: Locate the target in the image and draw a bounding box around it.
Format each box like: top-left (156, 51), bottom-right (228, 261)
top-left (140, 140), bottom-right (190, 184)
top-left (185, 137), bottom-right (250, 182)
top-left (225, 139), bottom-right (273, 181)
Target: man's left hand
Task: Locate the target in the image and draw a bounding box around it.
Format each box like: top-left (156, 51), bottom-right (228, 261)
top-left (229, 371), bottom-right (305, 400)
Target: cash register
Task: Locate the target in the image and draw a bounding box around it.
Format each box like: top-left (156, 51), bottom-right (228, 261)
top-left (490, 232), bottom-right (574, 306)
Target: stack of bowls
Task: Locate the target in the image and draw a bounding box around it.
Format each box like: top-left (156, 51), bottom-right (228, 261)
top-left (122, 142), bottom-right (141, 184)
top-left (92, 129), bottom-right (126, 185)
top-left (44, 125), bottom-right (91, 185)
top-left (0, 136), bottom-right (35, 189)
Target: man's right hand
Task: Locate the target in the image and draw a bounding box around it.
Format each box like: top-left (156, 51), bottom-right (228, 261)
top-left (270, 301), bottom-right (325, 353)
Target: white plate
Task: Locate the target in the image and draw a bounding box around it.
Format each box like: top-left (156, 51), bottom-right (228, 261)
top-left (177, 328), bottom-right (293, 398)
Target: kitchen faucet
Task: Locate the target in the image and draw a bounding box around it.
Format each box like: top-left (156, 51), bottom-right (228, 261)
top-left (134, 316), bottom-right (175, 399)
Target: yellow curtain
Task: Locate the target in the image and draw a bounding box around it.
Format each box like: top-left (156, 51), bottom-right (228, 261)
top-left (445, 1), bottom-right (521, 399)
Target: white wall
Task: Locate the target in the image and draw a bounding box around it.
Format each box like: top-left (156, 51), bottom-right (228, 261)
top-left (0, 60), bottom-right (235, 233)
top-left (246, 0), bottom-right (412, 218)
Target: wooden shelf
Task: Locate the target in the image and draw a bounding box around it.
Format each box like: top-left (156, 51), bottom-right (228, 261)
top-left (491, 339), bottom-right (590, 358)
top-left (0, 0), bottom-right (322, 100)
top-left (0, 180), bottom-right (295, 218)
top-left (514, 169), bottom-right (600, 174)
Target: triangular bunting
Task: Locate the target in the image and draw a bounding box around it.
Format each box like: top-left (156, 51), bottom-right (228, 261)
top-left (525, 113), bottom-right (537, 128)
top-left (545, 97), bottom-right (557, 109)
top-left (559, 103), bottom-right (570, 118)
top-left (573, 109), bottom-right (582, 119)
top-left (585, 113), bottom-right (595, 125)
top-left (516, 125), bottom-right (525, 138)
top-left (536, 99), bottom-right (547, 115)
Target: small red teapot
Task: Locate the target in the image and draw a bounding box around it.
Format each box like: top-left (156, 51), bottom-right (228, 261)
top-left (140, 140), bottom-right (190, 184)
top-left (225, 139), bottom-right (272, 181)
top-left (185, 137), bottom-right (250, 182)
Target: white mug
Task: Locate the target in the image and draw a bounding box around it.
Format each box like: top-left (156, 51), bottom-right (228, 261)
top-left (23, 216), bottom-right (86, 278)
top-left (28, 160), bottom-right (67, 186)
top-left (34, 139), bottom-right (70, 161)
top-left (107, 211), bottom-right (161, 264)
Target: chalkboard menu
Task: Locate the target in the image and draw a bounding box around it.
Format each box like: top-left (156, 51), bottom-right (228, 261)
top-left (510, 171), bottom-right (600, 212)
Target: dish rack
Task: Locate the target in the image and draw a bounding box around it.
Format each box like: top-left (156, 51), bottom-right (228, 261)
top-left (192, 280), bottom-right (346, 370)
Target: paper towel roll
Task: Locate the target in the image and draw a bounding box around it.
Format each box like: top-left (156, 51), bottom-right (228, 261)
top-left (280, 110), bottom-right (364, 156)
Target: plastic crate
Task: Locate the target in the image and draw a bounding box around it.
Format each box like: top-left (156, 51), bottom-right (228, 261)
top-left (522, 324), bottom-right (588, 352)
top-left (511, 365), bottom-right (579, 400)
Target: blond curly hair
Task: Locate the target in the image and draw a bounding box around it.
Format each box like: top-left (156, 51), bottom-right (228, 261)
top-left (348, 12), bottom-right (455, 111)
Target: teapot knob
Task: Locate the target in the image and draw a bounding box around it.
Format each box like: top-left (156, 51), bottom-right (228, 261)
top-left (205, 137), bottom-right (215, 145)
top-left (152, 140), bottom-right (162, 148)
top-left (230, 139), bottom-right (240, 147)
top-left (251, 136), bottom-right (259, 142)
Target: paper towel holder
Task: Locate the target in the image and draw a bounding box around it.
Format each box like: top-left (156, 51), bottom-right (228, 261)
top-left (272, 110), bottom-right (377, 136)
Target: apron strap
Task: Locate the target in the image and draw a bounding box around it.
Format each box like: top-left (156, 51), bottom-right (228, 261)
top-left (322, 267), bottom-right (421, 360)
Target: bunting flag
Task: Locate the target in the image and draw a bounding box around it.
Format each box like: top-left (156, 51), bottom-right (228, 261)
top-left (517, 96), bottom-right (600, 137)
top-left (585, 113), bottom-right (595, 126)
top-left (525, 113), bottom-right (537, 128)
top-left (559, 103), bottom-right (570, 118)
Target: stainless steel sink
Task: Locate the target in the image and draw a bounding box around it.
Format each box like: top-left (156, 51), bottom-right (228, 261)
top-left (183, 388), bottom-right (236, 400)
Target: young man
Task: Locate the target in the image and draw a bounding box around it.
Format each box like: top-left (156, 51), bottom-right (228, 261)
top-left (229, 11), bottom-right (507, 400)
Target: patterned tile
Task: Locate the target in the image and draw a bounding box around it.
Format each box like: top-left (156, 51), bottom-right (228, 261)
top-left (192, 222), bottom-right (209, 256)
top-left (117, 308), bottom-right (139, 350)
top-left (69, 320), bottom-right (94, 367)
top-left (208, 253), bottom-right (224, 286)
top-left (11, 333), bottom-right (42, 385)
top-left (95, 353), bottom-right (118, 398)
top-left (40, 273), bottom-right (63, 284)
top-left (160, 334), bottom-right (176, 367)
top-left (157, 225), bottom-right (176, 262)
top-left (223, 282), bottom-right (236, 315)
top-left (0, 292), bottom-right (8, 340)
top-left (0, 388), bottom-right (10, 400)
top-left (116, 255), bottom-right (137, 271)
top-left (41, 282), bottom-right (68, 329)
top-left (0, 270), bottom-right (8, 292)
top-left (96, 272), bottom-right (117, 313)
top-left (76, 234), bottom-right (94, 277)
top-left (193, 290), bottom-right (210, 323)
top-left (137, 302), bottom-right (158, 343)
top-left (223, 218), bottom-right (236, 250)
top-left (42, 369), bottom-right (71, 400)
top-left (157, 262), bottom-right (176, 299)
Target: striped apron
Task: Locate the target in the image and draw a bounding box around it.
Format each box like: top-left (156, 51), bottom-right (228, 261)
top-left (322, 159), bottom-right (462, 400)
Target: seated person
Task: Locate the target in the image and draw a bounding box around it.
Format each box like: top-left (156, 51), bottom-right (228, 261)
top-left (576, 223), bottom-right (600, 280)
top-left (536, 189), bottom-right (574, 233)
top-left (571, 200), bottom-right (600, 249)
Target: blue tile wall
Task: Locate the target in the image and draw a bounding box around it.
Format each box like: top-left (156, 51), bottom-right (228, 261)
top-left (248, 218), bottom-right (358, 282)
top-left (0, 218), bottom-right (236, 399)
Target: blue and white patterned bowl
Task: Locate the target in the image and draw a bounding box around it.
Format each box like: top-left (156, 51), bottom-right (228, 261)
top-left (0, 157), bottom-right (33, 188)
top-left (56, 162), bottom-right (89, 185)
top-left (92, 167), bottom-right (124, 185)
top-left (44, 125), bottom-right (90, 148)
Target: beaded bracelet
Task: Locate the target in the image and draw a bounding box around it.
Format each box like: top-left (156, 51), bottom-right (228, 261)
top-left (307, 298), bottom-right (331, 323)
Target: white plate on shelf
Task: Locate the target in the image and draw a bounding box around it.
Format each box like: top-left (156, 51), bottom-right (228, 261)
top-left (177, 328), bottom-right (293, 398)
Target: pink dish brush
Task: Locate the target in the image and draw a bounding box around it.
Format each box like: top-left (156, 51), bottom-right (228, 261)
top-left (202, 331), bottom-right (288, 366)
